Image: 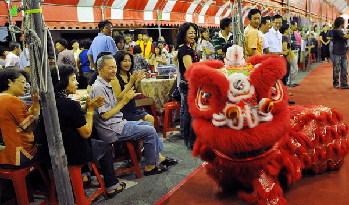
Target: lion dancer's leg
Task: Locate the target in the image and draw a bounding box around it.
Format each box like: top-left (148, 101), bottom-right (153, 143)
top-left (238, 170), bottom-right (286, 205)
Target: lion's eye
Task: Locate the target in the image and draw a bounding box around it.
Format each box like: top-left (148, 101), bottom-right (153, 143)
top-left (201, 92), bottom-right (212, 105)
top-left (233, 80), bottom-right (245, 91)
top-left (196, 88), bottom-right (212, 110)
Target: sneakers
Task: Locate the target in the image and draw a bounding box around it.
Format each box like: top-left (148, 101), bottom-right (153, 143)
top-left (333, 84), bottom-right (340, 89)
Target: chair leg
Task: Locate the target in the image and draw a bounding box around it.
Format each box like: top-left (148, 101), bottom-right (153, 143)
top-left (126, 142), bottom-right (143, 179)
top-left (69, 167), bottom-right (88, 205)
top-left (150, 104), bottom-right (160, 131)
top-left (163, 108), bottom-right (170, 139)
top-left (11, 174), bottom-right (30, 205)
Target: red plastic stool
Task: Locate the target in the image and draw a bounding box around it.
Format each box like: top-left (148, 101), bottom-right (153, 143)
top-left (163, 101), bottom-right (180, 138)
top-left (68, 163), bottom-right (106, 205)
top-left (309, 53), bottom-right (316, 63)
top-left (0, 162), bottom-right (51, 205)
top-left (112, 140), bottom-right (143, 179)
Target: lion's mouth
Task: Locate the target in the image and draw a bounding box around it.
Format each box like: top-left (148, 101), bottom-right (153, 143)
top-left (213, 140), bottom-right (282, 162)
top-left (229, 147), bottom-right (272, 159)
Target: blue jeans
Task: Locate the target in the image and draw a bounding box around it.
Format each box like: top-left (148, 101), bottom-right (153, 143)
top-left (180, 91), bottom-right (197, 148)
top-left (118, 121), bottom-right (163, 165)
top-left (333, 54), bottom-right (348, 86)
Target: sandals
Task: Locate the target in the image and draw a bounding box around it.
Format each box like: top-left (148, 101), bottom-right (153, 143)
top-left (160, 157), bottom-right (178, 166)
top-left (107, 182), bottom-right (126, 198)
top-left (144, 165), bottom-right (168, 176)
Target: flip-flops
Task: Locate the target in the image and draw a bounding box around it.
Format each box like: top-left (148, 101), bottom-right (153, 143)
top-left (160, 157), bottom-right (178, 166)
top-left (107, 182), bottom-right (126, 198)
top-left (144, 165), bottom-right (168, 176)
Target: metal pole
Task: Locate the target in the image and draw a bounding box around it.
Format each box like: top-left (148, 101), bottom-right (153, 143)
top-left (26, 0), bottom-right (74, 204)
top-left (6, 0), bottom-right (17, 42)
top-left (230, 2), bottom-right (236, 44)
top-left (307, 0), bottom-right (312, 69)
top-left (237, 0), bottom-right (244, 48)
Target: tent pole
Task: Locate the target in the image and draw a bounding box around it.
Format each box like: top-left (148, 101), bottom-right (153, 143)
top-left (24, 0), bottom-right (75, 204)
top-left (6, 0), bottom-right (17, 42)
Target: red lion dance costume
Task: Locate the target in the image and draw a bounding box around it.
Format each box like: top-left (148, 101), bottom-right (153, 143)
top-left (185, 47), bottom-right (349, 205)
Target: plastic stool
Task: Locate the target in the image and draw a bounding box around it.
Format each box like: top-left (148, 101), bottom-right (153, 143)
top-left (0, 162), bottom-right (50, 205)
top-left (68, 163), bottom-right (106, 205)
top-left (309, 53), bottom-right (316, 63)
top-left (163, 101), bottom-right (180, 138)
top-left (112, 140), bottom-right (143, 179)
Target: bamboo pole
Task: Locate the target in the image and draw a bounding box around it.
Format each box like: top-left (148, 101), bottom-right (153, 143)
top-left (24, 0), bottom-right (74, 204)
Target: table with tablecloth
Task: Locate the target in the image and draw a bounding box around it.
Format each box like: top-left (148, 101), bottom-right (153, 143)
top-left (139, 78), bottom-right (176, 113)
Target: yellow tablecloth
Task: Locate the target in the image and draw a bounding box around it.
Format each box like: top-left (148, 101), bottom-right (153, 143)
top-left (140, 78), bottom-right (176, 113)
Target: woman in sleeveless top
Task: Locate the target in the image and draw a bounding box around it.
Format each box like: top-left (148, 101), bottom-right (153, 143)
top-left (112, 50), bottom-right (154, 125)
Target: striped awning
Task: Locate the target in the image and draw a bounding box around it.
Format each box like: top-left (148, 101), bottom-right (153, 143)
top-left (0, 0), bottom-right (345, 29)
top-left (41, 0), bottom-right (234, 28)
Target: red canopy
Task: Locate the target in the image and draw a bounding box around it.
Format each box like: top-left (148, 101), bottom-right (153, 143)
top-left (0, 0), bottom-right (345, 29)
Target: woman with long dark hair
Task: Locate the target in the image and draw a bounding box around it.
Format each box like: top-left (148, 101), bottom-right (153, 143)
top-left (113, 50), bottom-right (154, 124)
top-left (177, 22), bottom-right (200, 149)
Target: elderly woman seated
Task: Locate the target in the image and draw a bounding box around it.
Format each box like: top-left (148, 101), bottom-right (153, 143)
top-left (46, 64), bottom-right (125, 198)
top-left (0, 69), bottom-right (40, 169)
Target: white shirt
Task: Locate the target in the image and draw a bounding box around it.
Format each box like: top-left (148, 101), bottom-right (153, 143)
top-left (258, 31), bottom-right (269, 52)
top-left (264, 27), bottom-right (282, 53)
top-left (5, 52), bottom-right (20, 68)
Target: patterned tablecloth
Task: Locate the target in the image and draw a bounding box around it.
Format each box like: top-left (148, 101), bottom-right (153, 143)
top-left (140, 78), bottom-right (176, 113)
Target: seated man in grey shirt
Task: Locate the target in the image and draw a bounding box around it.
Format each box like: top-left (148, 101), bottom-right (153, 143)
top-left (90, 54), bottom-right (177, 176)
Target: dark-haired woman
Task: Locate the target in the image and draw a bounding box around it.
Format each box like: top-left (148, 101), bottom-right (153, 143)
top-left (280, 23), bottom-right (293, 86)
top-left (149, 47), bottom-right (168, 69)
top-left (177, 22), bottom-right (200, 149)
top-left (199, 28), bottom-right (215, 60)
top-left (112, 51), bottom-right (154, 125)
top-left (0, 69), bottom-right (40, 168)
top-left (133, 45), bottom-right (150, 72)
top-left (49, 64), bottom-right (125, 198)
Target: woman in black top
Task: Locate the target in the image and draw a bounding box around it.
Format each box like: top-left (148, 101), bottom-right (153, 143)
top-left (50, 64), bottom-right (125, 198)
top-left (177, 22), bottom-right (200, 149)
top-left (319, 25), bottom-right (330, 62)
top-left (280, 23), bottom-right (293, 86)
top-left (112, 50), bottom-right (154, 124)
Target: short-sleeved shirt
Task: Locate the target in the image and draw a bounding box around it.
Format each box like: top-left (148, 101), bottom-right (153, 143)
top-left (87, 33), bottom-right (118, 64)
top-left (90, 76), bottom-right (127, 143)
top-left (260, 31), bottom-right (269, 50)
top-left (212, 31), bottom-right (234, 60)
top-left (282, 36), bottom-right (290, 50)
top-left (57, 50), bottom-right (76, 67)
top-left (55, 93), bottom-right (92, 165)
top-left (264, 27), bottom-right (283, 53)
top-left (79, 50), bottom-right (91, 72)
top-left (0, 94), bottom-right (37, 166)
top-left (333, 29), bottom-right (347, 55)
top-left (320, 31), bottom-right (329, 44)
top-left (244, 25), bottom-right (263, 57)
top-left (19, 48), bottom-right (30, 69)
top-left (178, 45), bottom-right (200, 77)
top-left (5, 52), bottom-right (20, 68)
top-left (201, 39), bottom-right (215, 59)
